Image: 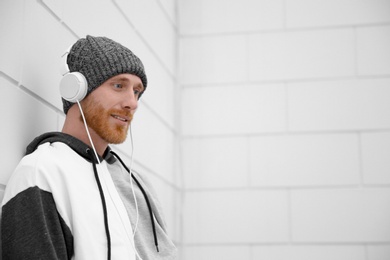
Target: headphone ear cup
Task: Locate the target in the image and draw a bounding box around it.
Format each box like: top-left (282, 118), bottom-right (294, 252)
top-left (60, 72), bottom-right (88, 102)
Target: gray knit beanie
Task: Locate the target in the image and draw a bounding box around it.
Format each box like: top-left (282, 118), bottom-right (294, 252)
top-left (62, 35), bottom-right (147, 114)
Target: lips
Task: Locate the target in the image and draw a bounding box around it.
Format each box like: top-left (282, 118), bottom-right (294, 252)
top-left (112, 115), bottom-right (129, 122)
top-left (111, 113), bottom-right (132, 124)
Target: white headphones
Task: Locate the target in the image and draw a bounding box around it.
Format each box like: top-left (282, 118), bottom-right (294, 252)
top-left (59, 46), bottom-right (88, 103)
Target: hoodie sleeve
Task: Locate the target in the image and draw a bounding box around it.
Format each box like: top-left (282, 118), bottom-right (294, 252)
top-left (1, 186), bottom-right (74, 260)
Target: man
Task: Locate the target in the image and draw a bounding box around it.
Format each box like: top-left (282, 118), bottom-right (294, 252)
top-left (1, 35), bottom-right (177, 260)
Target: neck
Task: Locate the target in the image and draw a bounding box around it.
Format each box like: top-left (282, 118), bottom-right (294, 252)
top-left (62, 105), bottom-right (108, 157)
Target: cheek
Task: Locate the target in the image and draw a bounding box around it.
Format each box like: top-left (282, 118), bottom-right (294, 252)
top-left (84, 95), bottom-right (110, 111)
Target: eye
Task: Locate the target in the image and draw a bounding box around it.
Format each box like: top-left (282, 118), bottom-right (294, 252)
top-left (134, 88), bottom-right (143, 97)
top-left (113, 83), bottom-right (123, 89)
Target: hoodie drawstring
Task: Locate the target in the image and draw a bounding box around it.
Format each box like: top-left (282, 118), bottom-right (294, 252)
top-left (87, 148), bottom-right (112, 260)
top-left (110, 151), bottom-right (159, 253)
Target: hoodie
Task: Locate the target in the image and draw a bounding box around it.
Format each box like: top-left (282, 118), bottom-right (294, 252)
top-left (1, 132), bottom-right (177, 260)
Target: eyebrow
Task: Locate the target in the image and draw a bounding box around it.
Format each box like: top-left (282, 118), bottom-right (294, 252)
top-left (110, 76), bottom-right (130, 83)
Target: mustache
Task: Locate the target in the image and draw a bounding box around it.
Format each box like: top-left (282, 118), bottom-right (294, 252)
top-left (109, 109), bottom-right (133, 120)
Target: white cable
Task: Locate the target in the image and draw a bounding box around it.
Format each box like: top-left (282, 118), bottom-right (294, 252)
top-left (128, 124), bottom-right (143, 260)
top-left (77, 101), bottom-right (100, 164)
top-left (129, 125), bottom-right (140, 236)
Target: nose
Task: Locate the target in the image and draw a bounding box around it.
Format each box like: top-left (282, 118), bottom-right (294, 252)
top-left (123, 88), bottom-right (138, 111)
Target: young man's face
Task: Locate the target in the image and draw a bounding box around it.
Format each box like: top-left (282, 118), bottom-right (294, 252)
top-left (81, 73), bottom-right (144, 144)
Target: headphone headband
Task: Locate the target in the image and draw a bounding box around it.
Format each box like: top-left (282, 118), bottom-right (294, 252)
top-left (60, 45), bottom-right (72, 76)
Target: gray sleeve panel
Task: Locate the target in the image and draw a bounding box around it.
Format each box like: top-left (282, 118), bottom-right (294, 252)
top-left (1, 186), bottom-right (74, 260)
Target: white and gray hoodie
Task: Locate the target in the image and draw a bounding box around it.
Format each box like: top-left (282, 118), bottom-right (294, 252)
top-left (1, 132), bottom-right (177, 260)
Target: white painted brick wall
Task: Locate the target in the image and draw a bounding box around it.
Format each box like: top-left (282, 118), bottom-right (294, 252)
top-left (2, 0), bottom-right (390, 259)
top-left (179, 0), bottom-right (390, 259)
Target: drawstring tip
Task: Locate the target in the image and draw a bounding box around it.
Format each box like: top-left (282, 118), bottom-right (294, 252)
top-left (156, 245), bottom-right (159, 253)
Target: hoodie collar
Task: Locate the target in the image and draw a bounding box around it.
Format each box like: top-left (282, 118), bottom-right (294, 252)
top-left (26, 132), bottom-right (117, 164)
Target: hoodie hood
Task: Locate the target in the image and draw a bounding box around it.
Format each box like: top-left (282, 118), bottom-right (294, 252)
top-left (25, 132), bottom-right (116, 164)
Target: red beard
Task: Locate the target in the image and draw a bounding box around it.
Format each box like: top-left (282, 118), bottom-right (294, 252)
top-left (82, 98), bottom-right (132, 144)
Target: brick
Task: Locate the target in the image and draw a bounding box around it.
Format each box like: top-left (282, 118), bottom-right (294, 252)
top-left (253, 245), bottom-right (366, 260)
top-left (286, 0), bottom-right (390, 28)
top-left (181, 83), bottom-right (286, 136)
top-left (288, 78), bottom-right (390, 131)
top-left (182, 137), bottom-right (248, 189)
top-left (367, 245), bottom-right (390, 260)
top-left (291, 188), bottom-right (390, 242)
top-left (249, 133), bottom-right (360, 187)
top-left (0, 76), bottom-right (58, 185)
top-left (248, 29), bottom-right (355, 81)
top-left (0, 0), bottom-right (23, 80)
top-left (361, 132), bottom-right (390, 185)
top-left (183, 245), bottom-right (251, 260)
top-left (179, 0), bottom-right (284, 35)
top-left (180, 35), bottom-right (247, 85)
top-left (183, 190), bottom-right (289, 243)
top-left (357, 25), bottom-right (390, 76)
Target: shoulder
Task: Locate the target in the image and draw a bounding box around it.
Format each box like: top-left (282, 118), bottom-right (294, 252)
top-left (16, 142), bottom-right (81, 177)
top-left (2, 142), bottom-right (83, 205)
